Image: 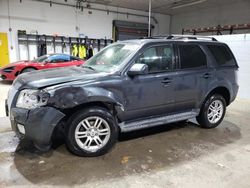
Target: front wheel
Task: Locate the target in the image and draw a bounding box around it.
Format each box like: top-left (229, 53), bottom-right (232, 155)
top-left (196, 94), bottom-right (226, 129)
top-left (66, 107), bottom-right (118, 157)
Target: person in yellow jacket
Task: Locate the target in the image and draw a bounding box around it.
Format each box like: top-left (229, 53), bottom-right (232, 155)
top-left (72, 44), bottom-right (78, 57)
top-left (79, 45), bottom-right (87, 59)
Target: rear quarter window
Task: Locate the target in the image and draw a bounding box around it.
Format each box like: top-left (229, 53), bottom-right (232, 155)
top-left (207, 45), bottom-right (237, 67)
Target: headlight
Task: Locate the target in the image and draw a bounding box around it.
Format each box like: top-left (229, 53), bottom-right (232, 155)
top-left (3, 66), bottom-right (15, 73)
top-left (16, 89), bottom-right (50, 109)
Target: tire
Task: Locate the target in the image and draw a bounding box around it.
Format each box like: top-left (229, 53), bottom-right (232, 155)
top-left (21, 68), bottom-right (36, 74)
top-left (196, 94), bottom-right (226, 129)
top-left (65, 107), bottom-right (118, 157)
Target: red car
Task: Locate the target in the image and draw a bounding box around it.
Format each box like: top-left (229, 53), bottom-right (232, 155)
top-left (0, 54), bottom-right (84, 81)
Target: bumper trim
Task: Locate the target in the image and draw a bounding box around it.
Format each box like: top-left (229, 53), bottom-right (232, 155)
top-left (11, 107), bottom-right (65, 148)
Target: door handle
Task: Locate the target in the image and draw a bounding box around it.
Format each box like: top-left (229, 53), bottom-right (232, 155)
top-left (161, 78), bottom-right (172, 85)
top-left (203, 73), bottom-right (212, 79)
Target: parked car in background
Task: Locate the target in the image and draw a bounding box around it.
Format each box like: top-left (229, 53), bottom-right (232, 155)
top-left (0, 54), bottom-right (84, 81)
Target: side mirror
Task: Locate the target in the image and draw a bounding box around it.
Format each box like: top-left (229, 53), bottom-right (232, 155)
top-left (43, 60), bottom-right (50, 64)
top-left (128, 63), bottom-right (148, 77)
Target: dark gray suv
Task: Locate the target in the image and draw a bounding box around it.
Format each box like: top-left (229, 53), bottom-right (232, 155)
top-left (6, 35), bottom-right (239, 157)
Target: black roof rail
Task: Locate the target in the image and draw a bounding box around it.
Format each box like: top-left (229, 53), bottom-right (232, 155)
top-left (144, 35), bottom-right (217, 41)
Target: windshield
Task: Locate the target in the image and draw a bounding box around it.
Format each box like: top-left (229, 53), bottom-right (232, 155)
top-left (84, 43), bottom-right (140, 73)
top-left (32, 55), bottom-right (49, 62)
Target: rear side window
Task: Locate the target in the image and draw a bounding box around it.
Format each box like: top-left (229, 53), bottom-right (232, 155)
top-left (179, 45), bottom-right (207, 69)
top-left (207, 45), bottom-right (237, 67)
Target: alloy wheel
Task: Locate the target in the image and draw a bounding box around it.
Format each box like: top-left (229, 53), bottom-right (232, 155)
top-left (74, 116), bottom-right (111, 152)
top-left (207, 100), bottom-right (224, 124)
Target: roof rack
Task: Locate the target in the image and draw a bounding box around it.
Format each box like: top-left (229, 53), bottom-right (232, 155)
top-left (145, 35), bottom-right (217, 41)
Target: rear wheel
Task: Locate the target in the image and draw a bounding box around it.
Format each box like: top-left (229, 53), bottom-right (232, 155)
top-left (66, 107), bottom-right (118, 157)
top-left (21, 68), bottom-right (36, 74)
top-left (196, 94), bottom-right (226, 129)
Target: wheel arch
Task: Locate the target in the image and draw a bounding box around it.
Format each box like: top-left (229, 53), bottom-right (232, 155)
top-left (203, 86), bottom-right (231, 107)
top-left (20, 66), bottom-right (38, 73)
top-left (62, 101), bottom-right (120, 121)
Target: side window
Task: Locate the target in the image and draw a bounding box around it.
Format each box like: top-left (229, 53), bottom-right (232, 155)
top-left (48, 55), bottom-right (70, 63)
top-left (207, 45), bottom-right (237, 67)
top-left (179, 45), bottom-right (207, 69)
top-left (136, 45), bottom-right (174, 73)
top-left (70, 56), bottom-right (81, 61)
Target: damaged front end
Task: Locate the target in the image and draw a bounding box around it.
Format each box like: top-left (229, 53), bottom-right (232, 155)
top-left (7, 65), bottom-right (125, 151)
top-left (10, 106), bottom-right (65, 151)
top-left (7, 82), bottom-right (65, 150)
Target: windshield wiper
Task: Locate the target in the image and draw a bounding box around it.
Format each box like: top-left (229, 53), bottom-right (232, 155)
top-left (81, 65), bottom-right (96, 71)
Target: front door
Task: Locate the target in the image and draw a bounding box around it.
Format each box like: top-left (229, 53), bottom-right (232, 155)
top-left (123, 44), bottom-right (177, 121)
top-left (0, 33), bottom-right (10, 67)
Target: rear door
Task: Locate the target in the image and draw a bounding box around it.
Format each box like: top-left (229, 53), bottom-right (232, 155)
top-left (174, 42), bottom-right (215, 112)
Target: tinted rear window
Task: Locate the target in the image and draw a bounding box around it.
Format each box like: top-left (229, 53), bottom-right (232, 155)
top-left (179, 45), bottom-right (207, 69)
top-left (207, 45), bottom-right (237, 67)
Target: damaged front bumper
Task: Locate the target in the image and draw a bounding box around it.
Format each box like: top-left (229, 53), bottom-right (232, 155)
top-left (10, 106), bottom-right (65, 150)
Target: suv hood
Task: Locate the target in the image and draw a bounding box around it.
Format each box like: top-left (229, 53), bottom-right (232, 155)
top-left (13, 66), bottom-right (108, 90)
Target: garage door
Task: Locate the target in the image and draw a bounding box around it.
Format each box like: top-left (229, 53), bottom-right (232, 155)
top-left (113, 20), bottom-right (153, 41)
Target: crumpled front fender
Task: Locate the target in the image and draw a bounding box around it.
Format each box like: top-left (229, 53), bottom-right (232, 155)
top-left (11, 107), bottom-right (65, 148)
top-left (48, 86), bottom-right (125, 110)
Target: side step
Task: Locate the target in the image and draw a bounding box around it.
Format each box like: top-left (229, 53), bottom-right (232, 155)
top-left (119, 111), bottom-right (199, 132)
